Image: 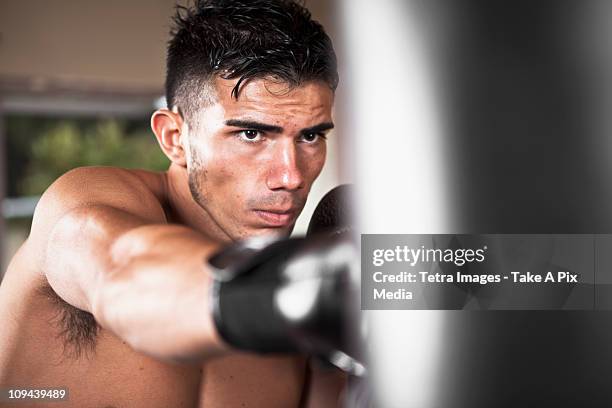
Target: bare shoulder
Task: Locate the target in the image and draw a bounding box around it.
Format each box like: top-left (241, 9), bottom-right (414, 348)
top-left (36, 166), bottom-right (166, 226)
top-left (42, 166), bottom-right (166, 215)
top-left (24, 166), bottom-right (168, 265)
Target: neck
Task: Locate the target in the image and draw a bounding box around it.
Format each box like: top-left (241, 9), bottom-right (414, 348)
top-left (163, 163), bottom-right (233, 244)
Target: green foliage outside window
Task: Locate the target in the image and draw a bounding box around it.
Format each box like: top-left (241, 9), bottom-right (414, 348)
top-left (7, 116), bottom-right (169, 197)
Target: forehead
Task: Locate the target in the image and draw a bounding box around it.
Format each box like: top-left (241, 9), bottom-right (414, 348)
top-left (208, 77), bottom-right (334, 122)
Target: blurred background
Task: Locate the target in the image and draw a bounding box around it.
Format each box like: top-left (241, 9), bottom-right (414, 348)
top-left (6, 1), bottom-right (612, 406)
top-left (0, 0), bottom-right (344, 276)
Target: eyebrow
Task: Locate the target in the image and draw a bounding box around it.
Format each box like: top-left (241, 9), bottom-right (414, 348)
top-left (301, 122), bottom-right (335, 135)
top-left (225, 119), bottom-right (334, 135)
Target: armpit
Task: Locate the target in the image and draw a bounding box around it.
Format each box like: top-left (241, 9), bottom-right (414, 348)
top-left (38, 283), bottom-right (99, 359)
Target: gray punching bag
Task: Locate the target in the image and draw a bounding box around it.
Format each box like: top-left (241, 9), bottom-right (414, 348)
top-left (342, 0), bottom-right (612, 407)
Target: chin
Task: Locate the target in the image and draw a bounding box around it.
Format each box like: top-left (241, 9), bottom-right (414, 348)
top-left (242, 225), bottom-right (294, 240)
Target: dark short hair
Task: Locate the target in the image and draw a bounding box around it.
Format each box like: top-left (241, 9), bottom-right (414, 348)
top-left (166, 0), bottom-right (338, 122)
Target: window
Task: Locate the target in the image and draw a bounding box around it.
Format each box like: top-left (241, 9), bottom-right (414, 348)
top-left (1, 95), bottom-right (168, 274)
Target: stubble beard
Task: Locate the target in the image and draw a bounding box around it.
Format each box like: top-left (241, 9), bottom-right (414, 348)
top-left (186, 151), bottom-right (234, 240)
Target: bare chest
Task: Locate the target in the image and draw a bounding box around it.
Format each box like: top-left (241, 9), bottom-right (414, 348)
top-left (198, 352), bottom-right (307, 408)
top-left (1, 281), bottom-right (306, 408)
top-left (0, 284), bottom-right (201, 408)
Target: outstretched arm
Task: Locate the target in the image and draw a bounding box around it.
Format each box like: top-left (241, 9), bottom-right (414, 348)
top-left (30, 167), bottom-right (226, 362)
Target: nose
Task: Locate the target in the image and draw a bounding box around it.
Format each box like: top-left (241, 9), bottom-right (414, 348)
top-left (266, 140), bottom-right (305, 191)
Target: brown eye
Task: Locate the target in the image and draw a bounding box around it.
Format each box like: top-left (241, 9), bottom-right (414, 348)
top-left (303, 132), bottom-right (317, 142)
top-left (238, 130), bottom-right (262, 142)
top-left (244, 130), bottom-right (259, 139)
top-left (301, 132), bottom-right (326, 143)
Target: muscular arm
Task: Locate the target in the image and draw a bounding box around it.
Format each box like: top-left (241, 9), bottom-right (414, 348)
top-left (29, 167), bottom-right (225, 362)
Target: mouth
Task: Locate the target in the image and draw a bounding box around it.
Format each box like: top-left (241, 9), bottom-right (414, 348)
top-left (252, 208), bottom-right (297, 227)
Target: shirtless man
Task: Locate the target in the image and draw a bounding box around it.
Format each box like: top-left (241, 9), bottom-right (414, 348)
top-left (0, 1), bottom-right (347, 406)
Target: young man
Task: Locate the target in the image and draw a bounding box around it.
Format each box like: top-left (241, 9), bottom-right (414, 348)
top-left (0, 1), bottom-right (346, 406)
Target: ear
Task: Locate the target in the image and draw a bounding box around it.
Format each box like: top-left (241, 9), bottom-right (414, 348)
top-left (151, 108), bottom-right (187, 167)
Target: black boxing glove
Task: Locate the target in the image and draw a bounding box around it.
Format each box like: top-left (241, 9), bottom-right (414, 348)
top-left (306, 184), bottom-right (354, 237)
top-left (209, 233), bottom-right (355, 354)
top-left (208, 185), bottom-right (362, 373)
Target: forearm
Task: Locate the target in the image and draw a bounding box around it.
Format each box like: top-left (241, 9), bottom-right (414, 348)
top-left (93, 224), bottom-right (227, 362)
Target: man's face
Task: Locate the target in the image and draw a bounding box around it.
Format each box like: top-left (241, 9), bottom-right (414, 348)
top-left (186, 77), bottom-right (334, 241)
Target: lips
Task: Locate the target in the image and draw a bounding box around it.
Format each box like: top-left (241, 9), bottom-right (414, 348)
top-left (253, 209), bottom-right (296, 227)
